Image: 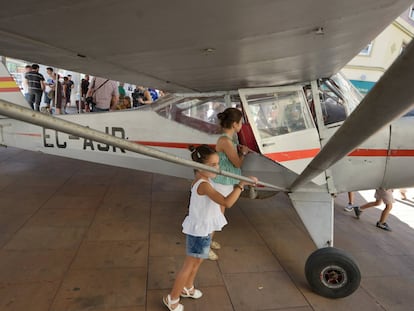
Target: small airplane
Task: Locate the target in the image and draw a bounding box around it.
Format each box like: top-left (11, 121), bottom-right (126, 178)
top-left (1, 0), bottom-right (414, 299)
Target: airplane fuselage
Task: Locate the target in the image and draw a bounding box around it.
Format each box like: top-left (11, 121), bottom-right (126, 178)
top-left (1, 69), bottom-right (413, 194)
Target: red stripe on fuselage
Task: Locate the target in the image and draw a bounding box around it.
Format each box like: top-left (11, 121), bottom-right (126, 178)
top-left (389, 150), bottom-right (414, 156)
top-left (349, 149), bottom-right (414, 157)
top-left (348, 149), bottom-right (388, 157)
top-left (15, 133), bottom-right (42, 137)
top-left (265, 148), bottom-right (320, 162)
top-left (266, 148), bottom-right (414, 163)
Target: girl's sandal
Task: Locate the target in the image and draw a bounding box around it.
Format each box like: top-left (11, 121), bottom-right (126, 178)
top-left (162, 294), bottom-right (184, 311)
top-left (211, 240), bottom-right (221, 250)
top-left (180, 286), bottom-right (203, 299)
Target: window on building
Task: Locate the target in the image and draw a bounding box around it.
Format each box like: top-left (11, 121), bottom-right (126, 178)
top-left (359, 42), bottom-right (373, 56)
top-left (409, 5), bottom-right (414, 20)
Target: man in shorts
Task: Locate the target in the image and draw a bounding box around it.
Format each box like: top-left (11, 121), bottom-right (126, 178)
top-left (353, 188), bottom-right (394, 231)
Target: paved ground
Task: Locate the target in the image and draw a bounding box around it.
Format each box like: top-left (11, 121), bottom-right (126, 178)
top-left (0, 147), bottom-right (413, 311)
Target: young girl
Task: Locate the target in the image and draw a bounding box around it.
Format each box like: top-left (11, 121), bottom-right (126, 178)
top-left (163, 144), bottom-right (256, 311)
top-left (209, 108), bottom-right (250, 260)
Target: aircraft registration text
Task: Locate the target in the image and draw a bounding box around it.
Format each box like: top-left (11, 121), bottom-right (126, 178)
top-left (42, 126), bottom-right (126, 153)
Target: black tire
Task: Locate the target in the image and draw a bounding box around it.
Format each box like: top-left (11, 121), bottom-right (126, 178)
top-left (305, 247), bottom-right (361, 298)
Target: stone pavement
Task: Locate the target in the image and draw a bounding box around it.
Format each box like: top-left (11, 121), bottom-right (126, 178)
top-left (0, 147), bottom-right (413, 310)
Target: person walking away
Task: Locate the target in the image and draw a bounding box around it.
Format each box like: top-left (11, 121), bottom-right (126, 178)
top-left (25, 64), bottom-right (45, 111)
top-left (353, 188), bottom-right (394, 231)
top-left (162, 144), bottom-right (256, 311)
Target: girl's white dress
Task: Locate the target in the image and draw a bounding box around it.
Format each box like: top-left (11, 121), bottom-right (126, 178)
top-left (182, 179), bottom-right (228, 237)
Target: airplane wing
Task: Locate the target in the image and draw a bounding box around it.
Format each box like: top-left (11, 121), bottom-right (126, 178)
top-left (0, 0), bottom-right (412, 92)
top-left (290, 38), bottom-right (414, 191)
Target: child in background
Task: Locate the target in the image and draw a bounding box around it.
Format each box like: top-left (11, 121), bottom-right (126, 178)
top-left (353, 188), bottom-right (394, 231)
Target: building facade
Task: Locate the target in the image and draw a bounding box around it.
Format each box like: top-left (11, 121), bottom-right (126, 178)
top-left (342, 5), bottom-right (414, 95)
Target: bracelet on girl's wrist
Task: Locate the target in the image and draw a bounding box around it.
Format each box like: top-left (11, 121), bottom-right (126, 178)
top-left (234, 184), bottom-right (244, 191)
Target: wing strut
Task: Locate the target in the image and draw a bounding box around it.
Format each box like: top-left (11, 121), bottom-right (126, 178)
top-left (0, 100), bottom-right (285, 191)
top-left (290, 38), bottom-right (414, 191)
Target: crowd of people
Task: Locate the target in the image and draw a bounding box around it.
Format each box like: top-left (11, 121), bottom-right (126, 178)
top-left (23, 63), bottom-right (164, 114)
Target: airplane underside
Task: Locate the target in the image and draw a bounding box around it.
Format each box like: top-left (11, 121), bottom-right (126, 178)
top-left (1, 0), bottom-right (414, 303)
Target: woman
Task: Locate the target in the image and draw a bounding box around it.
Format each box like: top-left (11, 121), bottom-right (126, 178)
top-left (209, 108), bottom-right (250, 260)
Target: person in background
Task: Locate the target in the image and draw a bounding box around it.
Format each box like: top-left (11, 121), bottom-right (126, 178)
top-left (80, 75), bottom-right (90, 112)
top-left (138, 87), bottom-right (160, 105)
top-left (42, 67), bottom-right (54, 112)
top-left (86, 77), bottom-right (119, 112)
top-left (62, 77), bottom-right (70, 113)
top-left (162, 144), bottom-right (256, 311)
top-left (118, 82), bottom-right (126, 98)
top-left (353, 188), bottom-right (394, 231)
top-left (117, 82), bottom-right (126, 108)
top-left (399, 189), bottom-right (407, 200)
top-left (22, 64), bottom-right (32, 103)
top-left (116, 96), bottom-right (131, 110)
top-left (25, 64), bottom-right (45, 111)
top-left (344, 192), bottom-right (355, 212)
top-left (66, 74), bottom-right (74, 107)
top-left (49, 73), bottom-right (64, 115)
top-left (132, 85), bottom-right (147, 107)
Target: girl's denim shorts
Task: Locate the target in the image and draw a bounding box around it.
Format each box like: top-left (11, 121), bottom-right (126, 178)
top-left (186, 234), bottom-right (211, 259)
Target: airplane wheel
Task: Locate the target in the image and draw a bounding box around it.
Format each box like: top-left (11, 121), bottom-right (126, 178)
top-left (305, 247), bottom-right (361, 298)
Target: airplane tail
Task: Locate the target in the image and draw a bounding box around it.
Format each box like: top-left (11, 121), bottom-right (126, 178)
top-left (0, 62), bottom-right (32, 109)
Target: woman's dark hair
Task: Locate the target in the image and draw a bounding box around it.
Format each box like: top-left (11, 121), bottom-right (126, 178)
top-left (217, 108), bottom-right (243, 129)
top-left (189, 144), bottom-right (216, 164)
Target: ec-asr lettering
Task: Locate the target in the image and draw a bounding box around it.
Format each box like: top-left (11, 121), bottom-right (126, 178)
top-left (43, 126), bottom-right (126, 153)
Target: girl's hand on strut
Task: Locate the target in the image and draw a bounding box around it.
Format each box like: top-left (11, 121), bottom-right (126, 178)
top-left (240, 176), bottom-right (258, 188)
top-left (238, 144), bottom-right (250, 156)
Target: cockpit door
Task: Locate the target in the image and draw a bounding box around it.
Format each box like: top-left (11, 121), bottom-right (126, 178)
top-left (239, 85), bottom-right (324, 184)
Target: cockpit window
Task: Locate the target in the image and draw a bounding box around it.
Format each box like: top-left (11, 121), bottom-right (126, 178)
top-left (179, 98), bottom-right (227, 125)
top-left (318, 72), bottom-right (364, 126)
top-left (155, 95), bottom-right (234, 134)
top-left (244, 90), bottom-right (314, 139)
top-left (332, 72), bottom-right (363, 113)
top-left (319, 80), bottom-right (347, 125)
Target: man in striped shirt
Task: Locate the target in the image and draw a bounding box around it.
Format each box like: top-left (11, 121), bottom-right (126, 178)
top-left (25, 64), bottom-right (45, 111)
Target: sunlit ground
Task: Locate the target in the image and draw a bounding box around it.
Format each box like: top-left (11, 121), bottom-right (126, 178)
top-left (358, 188), bottom-right (414, 229)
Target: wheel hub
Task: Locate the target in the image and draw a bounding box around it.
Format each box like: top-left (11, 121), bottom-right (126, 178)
top-left (320, 265), bottom-right (348, 289)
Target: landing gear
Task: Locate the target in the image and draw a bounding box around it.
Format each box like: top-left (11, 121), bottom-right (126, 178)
top-left (305, 247), bottom-right (361, 298)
